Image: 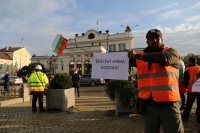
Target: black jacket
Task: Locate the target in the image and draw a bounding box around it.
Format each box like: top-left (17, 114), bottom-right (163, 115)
top-left (129, 47), bottom-right (179, 69)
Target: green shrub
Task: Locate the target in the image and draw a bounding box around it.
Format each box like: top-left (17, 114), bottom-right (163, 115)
top-left (49, 73), bottom-right (72, 89)
top-left (106, 80), bottom-right (138, 107)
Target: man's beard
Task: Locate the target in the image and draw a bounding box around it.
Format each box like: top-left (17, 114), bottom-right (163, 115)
top-left (147, 43), bottom-right (164, 52)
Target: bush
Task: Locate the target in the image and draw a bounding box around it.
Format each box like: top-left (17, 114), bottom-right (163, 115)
top-left (106, 80), bottom-right (138, 107)
top-left (49, 73), bottom-right (72, 89)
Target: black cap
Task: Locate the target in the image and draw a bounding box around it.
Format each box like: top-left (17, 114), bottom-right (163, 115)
top-left (146, 29), bottom-right (162, 39)
top-left (189, 56), bottom-right (197, 64)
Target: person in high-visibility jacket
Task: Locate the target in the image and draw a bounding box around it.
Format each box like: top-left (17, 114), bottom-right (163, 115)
top-left (129, 29), bottom-right (184, 133)
top-left (182, 56), bottom-right (200, 123)
top-left (27, 65), bottom-right (49, 112)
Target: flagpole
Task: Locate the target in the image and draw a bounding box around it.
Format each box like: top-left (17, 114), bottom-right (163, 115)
top-left (96, 19), bottom-right (98, 31)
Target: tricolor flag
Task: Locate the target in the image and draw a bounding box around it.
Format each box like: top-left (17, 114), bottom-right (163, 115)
top-left (52, 34), bottom-right (68, 56)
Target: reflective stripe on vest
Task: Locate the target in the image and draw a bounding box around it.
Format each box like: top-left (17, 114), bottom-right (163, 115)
top-left (28, 72), bottom-right (46, 92)
top-left (186, 66), bottom-right (200, 92)
top-left (138, 72), bottom-right (179, 80)
top-left (136, 47), bottom-right (180, 102)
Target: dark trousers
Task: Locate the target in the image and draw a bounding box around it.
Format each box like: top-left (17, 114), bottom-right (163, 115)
top-left (144, 99), bottom-right (184, 133)
top-left (4, 82), bottom-right (10, 93)
top-left (182, 92), bottom-right (200, 123)
top-left (180, 93), bottom-right (186, 109)
top-left (32, 92), bottom-right (44, 112)
top-left (73, 83), bottom-right (80, 97)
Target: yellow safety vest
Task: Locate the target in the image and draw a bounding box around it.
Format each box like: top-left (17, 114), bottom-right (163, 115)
top-left (27, 71), bottom-right (49, 92)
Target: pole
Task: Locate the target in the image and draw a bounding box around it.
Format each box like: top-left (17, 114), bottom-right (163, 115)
top-left (19, 38), bottom-right (23, 69)
top-left (96, 19), bottom-right (99, 31)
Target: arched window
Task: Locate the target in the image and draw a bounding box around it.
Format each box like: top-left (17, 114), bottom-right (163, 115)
top-left (84, 60), bottom-right (91, 74)
top-left (76, 61), bottom-right (82, 74)
top-left (69, 62), bottom-right (74, 75)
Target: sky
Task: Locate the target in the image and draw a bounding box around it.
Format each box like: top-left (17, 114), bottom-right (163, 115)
top-left (0, 0), bottom-right (200, 56)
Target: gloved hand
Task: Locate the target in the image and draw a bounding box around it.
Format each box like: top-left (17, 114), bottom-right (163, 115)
top-left (135, 54), bottom-right (143, 60)
top-left (128, 50), bottom-right (137, 59)
top-left (128, 50), bottom-right (142, 60)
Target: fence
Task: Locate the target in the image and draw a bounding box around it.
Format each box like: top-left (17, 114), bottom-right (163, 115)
top-left (0, 85), bottom-right (23, 99)
top-left (0, 84), bottom-right (30, 107)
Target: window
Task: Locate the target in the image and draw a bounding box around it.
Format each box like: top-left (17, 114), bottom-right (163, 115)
top-left (0, 64), bottom-right (3, 72)
top-left (6, 65), bottom-right (9, 71)
top-left (109, 44), bottom-right (116, 52)
top-left (119, 43), bottom-right (126, 51)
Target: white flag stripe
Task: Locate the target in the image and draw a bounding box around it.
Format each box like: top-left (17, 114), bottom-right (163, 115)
top-left (51, 34), bottom-right (61, 50)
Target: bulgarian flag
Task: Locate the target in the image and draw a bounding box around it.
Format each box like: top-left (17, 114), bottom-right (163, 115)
top-left (52, 34), bottom-right (68, 56)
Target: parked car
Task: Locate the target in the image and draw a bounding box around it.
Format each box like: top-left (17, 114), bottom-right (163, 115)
top-left (79, 74), bottom-right (105, 87)
top-left (0, 76), bottom-right (23, 85)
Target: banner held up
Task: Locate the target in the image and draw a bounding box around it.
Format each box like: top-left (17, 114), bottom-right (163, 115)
top-left (91, 52), bottom-right (129, 80)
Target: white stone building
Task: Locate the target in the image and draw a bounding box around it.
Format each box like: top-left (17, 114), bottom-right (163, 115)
top-left (31, 26), bottom-right (135, 75)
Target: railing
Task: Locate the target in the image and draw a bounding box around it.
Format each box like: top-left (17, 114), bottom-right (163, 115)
top-left (0, 85), bottom-right (23, 100)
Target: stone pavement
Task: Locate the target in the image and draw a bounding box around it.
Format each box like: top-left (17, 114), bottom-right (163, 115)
top-left (0, 85), bottom-right (200, 133)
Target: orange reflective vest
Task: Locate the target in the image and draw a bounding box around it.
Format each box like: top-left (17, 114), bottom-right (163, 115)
top-left (185, 65), bottom-right (200, 92)
top-left (136, 47), bottom-right (180, 102)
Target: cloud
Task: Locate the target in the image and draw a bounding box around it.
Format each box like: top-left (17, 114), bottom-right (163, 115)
top-left (0, 0), bottom-right (78, 55)
top-left (0, 0), bottom-right (199, 57)
top-left (141, 2), bottom-right (179, 15)
top-left (159, 9), bottom-right (182, 20)
top-left (134, 23), bottom-right (200, 56)
top-left (185, 15), bottom-right (200, 22)
top-left (190, 1), bottom-right (200, 9)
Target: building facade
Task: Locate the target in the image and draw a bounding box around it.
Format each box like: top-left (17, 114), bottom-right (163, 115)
top-left (0, 47), bottom-right (31, 75)
top-left (31, 26), bottom-right (135, 75)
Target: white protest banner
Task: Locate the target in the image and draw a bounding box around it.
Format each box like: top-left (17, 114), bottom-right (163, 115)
top-left (192, 78), bottom-right (200, 92)
top-left (91, 52), bottom-right (129, 80)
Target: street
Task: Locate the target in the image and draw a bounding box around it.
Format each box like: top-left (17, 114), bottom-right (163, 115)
top-left (0, 85), bottom-right (199, 133)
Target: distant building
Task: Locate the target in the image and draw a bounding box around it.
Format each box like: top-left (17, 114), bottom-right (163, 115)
top-left (31, 26), bottom-right (135, 75)
top-left (31, 55), bottom-right (58, 74)
top-left (0, 46), bottom-right (31, 75)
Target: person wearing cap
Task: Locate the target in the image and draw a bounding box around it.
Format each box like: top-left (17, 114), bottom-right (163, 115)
top-left (182, 56), bottom-right (200, 123)
top-left (129, 29), bottom-right (184, 133)
top-left (27, 65), bottom-right (49, 112)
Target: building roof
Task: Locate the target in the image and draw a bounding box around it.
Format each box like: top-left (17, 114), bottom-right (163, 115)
top-left (0, 53), bottom-right (12, 60)
top-left (0, 47), bottom-right (21, 52)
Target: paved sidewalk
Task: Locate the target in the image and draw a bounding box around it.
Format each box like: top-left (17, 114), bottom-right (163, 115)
top-left (0, 86), bottom-right (200, 133)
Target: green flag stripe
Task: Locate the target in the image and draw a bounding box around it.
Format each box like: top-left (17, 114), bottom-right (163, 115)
top-left (54, 36), bottom-right (64, 53)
